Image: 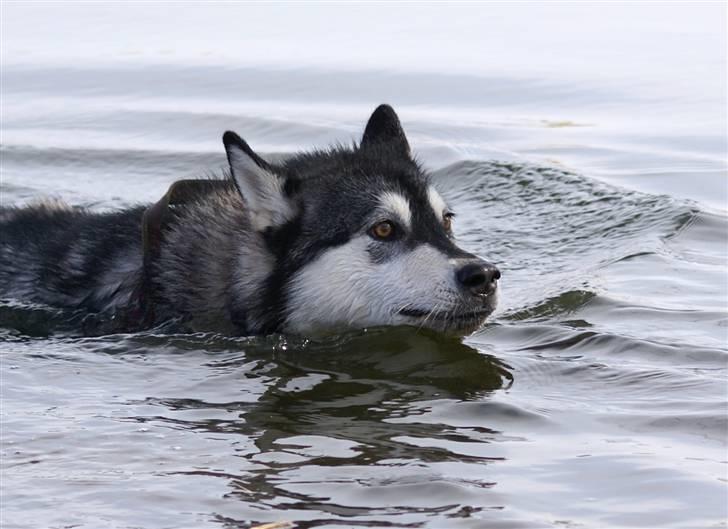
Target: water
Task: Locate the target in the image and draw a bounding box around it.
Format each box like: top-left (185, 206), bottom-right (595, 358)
top-left (1, 3), bottom-right (727, 528)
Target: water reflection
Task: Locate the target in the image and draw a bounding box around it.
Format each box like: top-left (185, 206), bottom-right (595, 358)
top-left (141, 326), bottom-right (512, 435)
top-left (131, 328), bottom-right (512, 526)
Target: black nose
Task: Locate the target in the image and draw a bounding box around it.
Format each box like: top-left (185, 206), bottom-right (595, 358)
top-left (456, 262), bottom-right (500, 295)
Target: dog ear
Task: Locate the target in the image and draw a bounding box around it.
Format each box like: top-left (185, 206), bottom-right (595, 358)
top-left (223, 131), bottom-right (293, 230)
top-left (360, 104), bottom-right (410, 157)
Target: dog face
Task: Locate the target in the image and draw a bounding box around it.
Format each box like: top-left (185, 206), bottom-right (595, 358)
top-left (223, 105), bottom-right (500, 335)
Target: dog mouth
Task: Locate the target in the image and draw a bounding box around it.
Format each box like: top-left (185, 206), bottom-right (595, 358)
top-left (398, 306), bottom-right (494, 322)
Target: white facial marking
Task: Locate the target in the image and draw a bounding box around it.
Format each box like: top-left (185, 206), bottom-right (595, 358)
top-left (427, 186), bottom-right (448, 220)
top-left (379, 191), bottom-right (412, 228)
top-left (284, 239), bottom-right (476, 334)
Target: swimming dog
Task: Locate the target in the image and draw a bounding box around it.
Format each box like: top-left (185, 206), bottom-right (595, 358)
top-left (0, 105), bottom-right (500, 335)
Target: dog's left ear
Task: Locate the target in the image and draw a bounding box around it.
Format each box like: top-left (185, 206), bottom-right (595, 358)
top-left (360, 104), bottom-right (411, 158)
top-left (223, 131), bottom-right (294, 231)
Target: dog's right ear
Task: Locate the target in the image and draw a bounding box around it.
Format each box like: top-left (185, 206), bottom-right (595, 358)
top-left (223, 131), bottom-right (294, 231)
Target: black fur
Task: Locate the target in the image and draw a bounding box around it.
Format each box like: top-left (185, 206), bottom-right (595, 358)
top-left (1, 204), bottom-right (145, 312)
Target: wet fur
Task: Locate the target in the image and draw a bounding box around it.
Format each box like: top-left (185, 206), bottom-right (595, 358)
top-left (0, 105), bottom-right (498, 335)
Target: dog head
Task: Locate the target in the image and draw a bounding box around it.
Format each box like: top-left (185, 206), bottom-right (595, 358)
top-left (223, 104), bottom-right (500, 335)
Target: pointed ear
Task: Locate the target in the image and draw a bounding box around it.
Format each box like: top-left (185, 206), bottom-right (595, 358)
top-left (360, 104), bottom-right (410, 157)
top-left (223, 131), bottom-right (293, 231)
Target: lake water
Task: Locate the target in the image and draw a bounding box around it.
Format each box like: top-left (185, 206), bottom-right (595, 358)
top-left (1, 3), bottom-right (726, 528)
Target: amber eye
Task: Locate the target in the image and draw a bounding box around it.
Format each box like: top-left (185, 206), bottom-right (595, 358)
top-left (443, 213), bottom-right (454, 232)
top-left (371, 220), bottom-right (395, 240)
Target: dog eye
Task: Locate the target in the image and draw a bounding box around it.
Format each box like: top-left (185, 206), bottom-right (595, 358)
top-left (370, 220), bottom-right (396, 240)
top-left (443, 212), bottom-right (455, 231)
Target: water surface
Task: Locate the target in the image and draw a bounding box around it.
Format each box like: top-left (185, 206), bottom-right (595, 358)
top-left (1, 4), bottom-right (726, 529)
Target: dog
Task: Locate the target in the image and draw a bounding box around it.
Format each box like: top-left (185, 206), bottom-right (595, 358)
top-left (0, 105), bottom-right (500, 336)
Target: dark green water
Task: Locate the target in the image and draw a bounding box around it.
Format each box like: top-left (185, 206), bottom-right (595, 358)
top-left (1, 4), bottom-right (726, 528)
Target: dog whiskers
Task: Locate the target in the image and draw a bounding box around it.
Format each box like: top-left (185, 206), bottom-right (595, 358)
top-left (417, 301), bottom-right (443, 333)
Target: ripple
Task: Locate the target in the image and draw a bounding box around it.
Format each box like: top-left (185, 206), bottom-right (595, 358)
top-left (2, 37), bottom-right (726, 529)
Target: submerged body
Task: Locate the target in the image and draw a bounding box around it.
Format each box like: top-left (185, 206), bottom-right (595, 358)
top-left (0, 105), bottom-right (500, 335)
